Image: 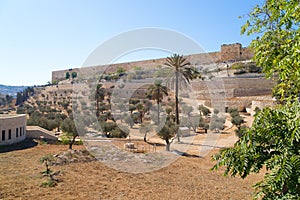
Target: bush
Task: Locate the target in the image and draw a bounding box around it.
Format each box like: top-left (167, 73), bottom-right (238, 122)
top-left (209, 121), bottom-right (224, 131)
top-left (199, 105), bottom-right (211, 117)
top-left (41, 179), bottom-right (57, 188)
top-left (60, 135), bottom-right (83, 145)
top-left (228, 108), bottom-right (239, 117)
top-left (110, 126), bottom-right (129, 138)
top-left (60, 136), bottom-right (71, 145)
top-left (213, 109), bottom-right (219, 115)
top-left (210, 115), bottom-right (225, 131)
top-left (231, 115), bottom-right (244, 127)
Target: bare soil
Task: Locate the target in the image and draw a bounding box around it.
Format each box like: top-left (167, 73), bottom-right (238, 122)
top-left (0, 138), bottom-right (263, 200)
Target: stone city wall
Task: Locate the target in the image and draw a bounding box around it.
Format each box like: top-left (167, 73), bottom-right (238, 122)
top-left (52, 43), bottom-right (253, 83)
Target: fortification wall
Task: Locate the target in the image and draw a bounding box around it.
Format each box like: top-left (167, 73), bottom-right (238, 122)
top-left (241, 47), bottom-right (253, 61)
top-left (191, 77), bottom-right (274, 107)
top-left (52, 43), bottom-right (253, 83)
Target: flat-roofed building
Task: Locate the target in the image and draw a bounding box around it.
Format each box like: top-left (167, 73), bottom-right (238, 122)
top-left (0, 114), bottom-right (26, 146)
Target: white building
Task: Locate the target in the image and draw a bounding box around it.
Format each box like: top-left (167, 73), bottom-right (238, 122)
top-left (0, 114), bottom-right (26, 146)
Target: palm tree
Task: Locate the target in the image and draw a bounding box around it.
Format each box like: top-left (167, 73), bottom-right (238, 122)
top-left (165, 54), bottom-right (200, 142)
top-left (147, 80), bottom-right (168, 125)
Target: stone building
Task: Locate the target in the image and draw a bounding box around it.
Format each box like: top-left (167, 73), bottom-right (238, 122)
top-left (0, 114), bottom-right (26, 146)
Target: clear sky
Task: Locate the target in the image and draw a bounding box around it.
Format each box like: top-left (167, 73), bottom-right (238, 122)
top-left (0, 0), bottom-right (263, 86)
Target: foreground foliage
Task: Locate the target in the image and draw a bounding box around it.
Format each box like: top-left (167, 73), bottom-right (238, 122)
top-left (212, 101), bottom-right (300, 199)
top-left (213, 1), bottom-right (300, 199)
top-left (241, 0), bottom-right (300, 101)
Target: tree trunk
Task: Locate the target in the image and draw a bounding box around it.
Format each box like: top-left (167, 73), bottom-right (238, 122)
top-left (140, 111), bottom-right (143, 123)
top-left (69, 135), bottom-right (77, 150)
top-left (166, 139), bottom-right (170, 151)
top-left (144, 132), bottom-right (147, 142)
top-left (175, 70), bottom-right (180, 142)
top-left (96, 99), bottom-right (99, 117)
top-left (157, 100), bottom-right (160, 126)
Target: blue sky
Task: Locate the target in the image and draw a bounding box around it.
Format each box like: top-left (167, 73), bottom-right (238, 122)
top-left (0, 0), bottom-right (263, 86)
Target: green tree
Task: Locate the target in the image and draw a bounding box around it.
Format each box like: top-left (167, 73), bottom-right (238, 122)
top-left (110, 126), bottom-right (129, 138)
top-left (99, 121), bottom-right (117, 137)
top-left (198, 105), bottom-right (211, 117)
top-left (139, 123), bottom-right (153, 142)
top-left (231, 115), bottom-right (244, 129)
top-left (213, 1), bottom-right (300, 199)
top-left (116, 67), bottom-right (126, 74)
top-left (136, 103), bottom-right (144, 123)
top-left (165, 54), bottom-right (199, 142)
top-left (213, 102), bottom-right (300, 199)
top-left (241, 0), bottom-right (300, 101)
top-left (66, 72), bottom-right (70, 79)
top-left (147, 80), bottom-right (168, 125)
top-left (128, 104), bottom-right (136, 114)
top-left (123, 114), bottom-right (134, 128)
top-left (71, 72), bottom-right (77, 79)
top-left (60, 118), bottom-right (83, 149)
top-left (156, 120), bottom-right (178, 151)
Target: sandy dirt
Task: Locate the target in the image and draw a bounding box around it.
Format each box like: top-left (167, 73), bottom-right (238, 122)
top-left (0, 133), bottom-right (264, 200)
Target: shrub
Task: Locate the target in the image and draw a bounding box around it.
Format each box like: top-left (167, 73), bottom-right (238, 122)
top-left (210, 115), bottom-right (225, 131)
top-left (213, 109), bottom-right (219, 115)
top-left (199, 105), bottom-right (211, 117)
top-left (41, 179), bottom-right (57, 188)
top-left (231, 115), bottom-right (244, 127)
top-left (209, 121), bottom-right (224, 131)
top-left (110, 126), bottom-right (129, 138)
top-left (228, 108), bottom-right (239, 117)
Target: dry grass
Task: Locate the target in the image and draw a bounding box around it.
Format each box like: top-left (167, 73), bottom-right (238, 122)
top-left (0, 140), bottom-right (263, 200)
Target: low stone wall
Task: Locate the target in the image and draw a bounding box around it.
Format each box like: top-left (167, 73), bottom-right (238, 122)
top-left (26, 126), bottom-right (58, 141)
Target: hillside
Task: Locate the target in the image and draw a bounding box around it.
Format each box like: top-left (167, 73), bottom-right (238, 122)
top-left (0, 84), bottom-right (29, 97)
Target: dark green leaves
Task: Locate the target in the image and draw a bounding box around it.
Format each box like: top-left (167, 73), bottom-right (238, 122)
top-left (212, 101), bottom-right (300, 199)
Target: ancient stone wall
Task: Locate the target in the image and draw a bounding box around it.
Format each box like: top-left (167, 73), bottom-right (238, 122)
top-left (52, 43), bottom-right (253, 82)
top-left (221, 43), bottom-right (242, 61)
top-left (241, 47), bottom-right (253, 61)
top-left (191, 77), bottom-right (274, 108)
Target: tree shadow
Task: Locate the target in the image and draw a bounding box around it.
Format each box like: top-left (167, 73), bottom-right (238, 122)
top-left (0, 138), bottom-right (38, 153)
top-left (178, 141), bottom-right (225, 149)
top-left (171, 149), bottom-right (202, 158)
top-left (146, 141), bottom-right (165, 146)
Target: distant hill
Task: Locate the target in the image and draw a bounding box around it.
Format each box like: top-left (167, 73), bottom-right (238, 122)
top-left (0, 84), bottom-right (29, 97)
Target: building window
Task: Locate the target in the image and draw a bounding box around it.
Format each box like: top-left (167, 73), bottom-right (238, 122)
top-left (8, 129), bottom-right (11, 140)
top-left (16, 128), bottom-right (18, 137)
top-left (2, 130), bottom-right (5, 141)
